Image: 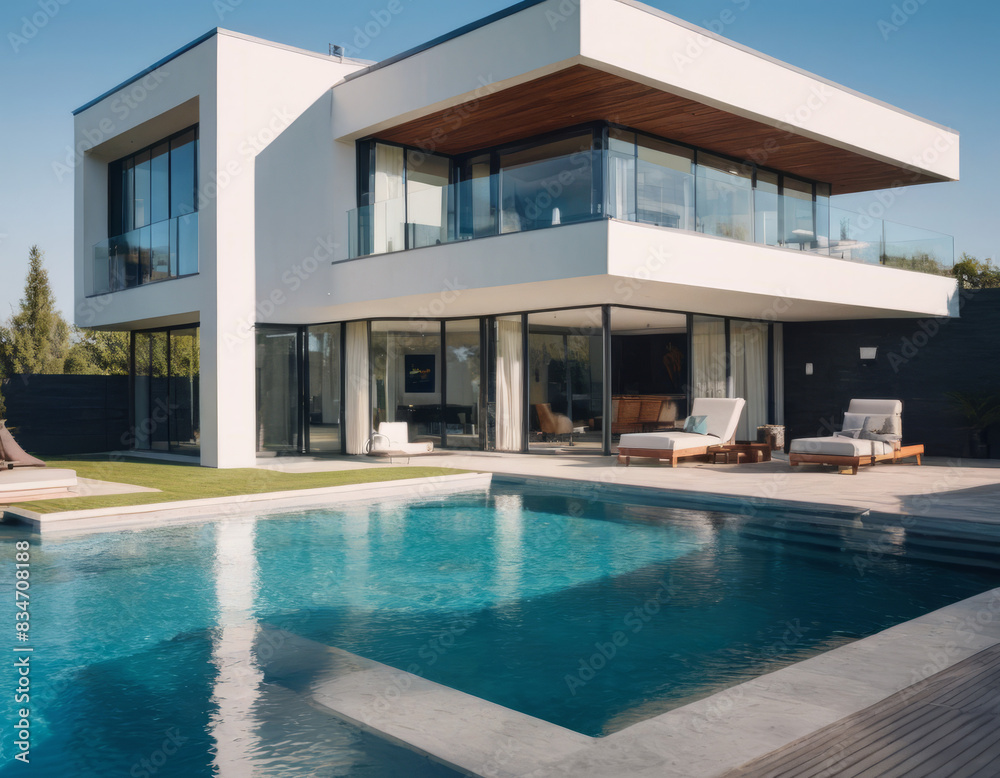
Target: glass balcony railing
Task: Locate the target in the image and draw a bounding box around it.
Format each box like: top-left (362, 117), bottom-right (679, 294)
top-left (347, 165), bottom-right (953, 276)
top-left (90, 213), bottom-right (198, 295)
top-left (819, 206), bottom-right (955, 272)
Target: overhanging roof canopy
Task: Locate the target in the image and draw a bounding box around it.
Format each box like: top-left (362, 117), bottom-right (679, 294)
top-left (372, 65), bottom-right (943, 195)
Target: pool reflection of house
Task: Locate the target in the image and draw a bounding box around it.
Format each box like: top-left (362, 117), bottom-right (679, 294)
top-left (72, 0), bottom-right (959, 466)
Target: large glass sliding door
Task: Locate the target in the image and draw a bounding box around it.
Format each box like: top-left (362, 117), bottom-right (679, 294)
top-left (169, 328), bottom-right (200, 453)
top-left (256, 327), bottom-right (301, 454)
top-left (255, 324), bottom-right (344, 456)
top-left (691, 315), bottom-right (777, 443)
top-left (307, 324), bottom-right (341, 454)
top-left (132, 326), bottom-right (199, 455)
top-left (527, 308), bottom-right (604, 451)
top-left (609, 308), bottom-right (688, 452)
top-left (371, 321), bottom-right (443, 447)
top-left (444, 320), bottom-right (482, 449)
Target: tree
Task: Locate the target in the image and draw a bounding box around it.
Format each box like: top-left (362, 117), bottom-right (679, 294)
top-left (64, 328), bottom-right (130, 375)
top-left (0, 246), bottom-right (70, 376)
top-left (0, 383), bottom-right (6, 419)
top-left (952, 253), bottom-right (1000, 290)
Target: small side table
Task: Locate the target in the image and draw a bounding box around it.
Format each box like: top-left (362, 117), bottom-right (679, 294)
top-left (707, 443), bottom-right (772, 464)
top-left (757, 425), bottom-right (786, 452)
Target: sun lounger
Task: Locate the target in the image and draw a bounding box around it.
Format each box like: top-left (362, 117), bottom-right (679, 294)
top-left (0, 421), bottom-right (46, 468)
top-left (617, 398), bottom-right (746, 467)
top-left (789, 399), bottom-right (923, 475)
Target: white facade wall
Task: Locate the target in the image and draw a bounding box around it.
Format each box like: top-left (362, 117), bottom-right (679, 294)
top-left (208, 34), bottom-right (362, 467)
top-left (305, 220), bottom-right (958, 324)
top-left (330, 0), bottom-right (581, 143)
top-left (74, 31), bottom-right (364, 467)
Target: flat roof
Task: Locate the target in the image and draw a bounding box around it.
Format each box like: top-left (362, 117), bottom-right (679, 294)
top-left (72, 28), bottom-right (372, 116)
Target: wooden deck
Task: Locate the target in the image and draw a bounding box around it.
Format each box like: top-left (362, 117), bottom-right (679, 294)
top-left (723, 643), bottom-right (1000, 777)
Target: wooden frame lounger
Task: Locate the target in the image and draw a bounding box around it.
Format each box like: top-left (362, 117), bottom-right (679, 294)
top-left (788, 400), bottom-right (923, 475)
top-left (790, 444), bottom-right (924, 475)
top-left (617, 398), bottom-right (746, 467)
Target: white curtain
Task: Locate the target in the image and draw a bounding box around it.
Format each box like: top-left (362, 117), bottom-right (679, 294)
top-left (345, 321), bottom-right (370, 455)
top-left (772, 323), bottom-right (784, 425)
top-left (731, 321), bottom-right (768, 442)
top-left (496, 318), bottom-right (523, 452)
top-left (374, 144), bottom-right (404, 254)
top-left (609, 153), bottom-right (634, 220)
top-left (692, 316), bottom-right (726, 399)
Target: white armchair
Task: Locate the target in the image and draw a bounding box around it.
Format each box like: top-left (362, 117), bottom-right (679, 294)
top-left (367, 422), bottom-right (434, 457)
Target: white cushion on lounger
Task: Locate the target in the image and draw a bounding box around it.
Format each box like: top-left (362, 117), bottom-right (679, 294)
top-left (618, 432), bottom-right (722, 451)
top-left (789, 436), bottom-right (893, 458)
top-left (693, 397), bottom-right (746, 443)
top-left (618, 398), bottom-right (745, 452)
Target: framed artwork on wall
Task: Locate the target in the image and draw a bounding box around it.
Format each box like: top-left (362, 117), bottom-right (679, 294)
top-left (405, 354), bottom-right (435, 393)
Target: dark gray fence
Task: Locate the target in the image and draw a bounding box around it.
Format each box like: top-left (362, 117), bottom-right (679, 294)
top-left (0, 375), bottom-right (129, 455)
top-left (784, 288), bottom-right (1000, 459)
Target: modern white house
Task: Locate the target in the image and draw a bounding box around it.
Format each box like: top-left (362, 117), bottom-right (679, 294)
top-left (73, 0), bottom-right (960, 468)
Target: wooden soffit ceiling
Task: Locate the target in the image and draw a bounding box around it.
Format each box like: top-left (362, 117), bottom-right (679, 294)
top-left (372, 65), bottom-right (939, 195)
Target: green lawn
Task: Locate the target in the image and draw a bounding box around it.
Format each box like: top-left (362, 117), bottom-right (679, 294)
top-left (4, 456), bottom-right (472, 514)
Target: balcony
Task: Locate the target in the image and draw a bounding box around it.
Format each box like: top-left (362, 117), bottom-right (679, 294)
top-left (347, 156), bottom-right (953, 276)
top-left (90, 213), bottom-right (198, 296)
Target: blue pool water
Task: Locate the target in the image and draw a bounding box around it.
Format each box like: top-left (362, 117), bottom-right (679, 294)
top-left (2, 481), bottom-right (1000, 775)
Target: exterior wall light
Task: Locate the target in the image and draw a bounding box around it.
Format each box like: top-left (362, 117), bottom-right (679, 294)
top-left (859, 347), bottom-right (878, 360)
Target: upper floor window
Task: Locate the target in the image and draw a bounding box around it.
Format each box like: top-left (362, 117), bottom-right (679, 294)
top-left (92, 126), bottom-right (199, 294)
top-left (109, 126), bottom-right (198, 237)
top-left (348, 123), bottom-right (842, 259)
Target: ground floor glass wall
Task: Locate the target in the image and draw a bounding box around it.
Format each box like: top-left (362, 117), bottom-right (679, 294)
top-left (251, 307), bottom-right (786, 457)
top-left (132, 326), bottom-right (200, 454)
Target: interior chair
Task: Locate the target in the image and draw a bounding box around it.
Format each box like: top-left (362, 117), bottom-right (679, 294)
top-left (534, 403), bottom-right (574, 443)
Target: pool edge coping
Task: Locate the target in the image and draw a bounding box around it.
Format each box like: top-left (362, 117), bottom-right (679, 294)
top-left (296, 589), bottom-right (1000, 778)
top-left (492, 473), bottom-right (1000, 541)
top-left (2, 472), bottom-right (493, 534)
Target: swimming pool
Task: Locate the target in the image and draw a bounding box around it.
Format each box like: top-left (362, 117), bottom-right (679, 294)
top-left (3, 479), bottom-right (1000, 774)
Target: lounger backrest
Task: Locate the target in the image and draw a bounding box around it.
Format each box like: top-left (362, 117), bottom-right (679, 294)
top-left (846, 399), bottom-right (902, 436)
top-left (689, 398), bottom-right (746, 443)
top-left (378, 422), bottom-right (411, 447)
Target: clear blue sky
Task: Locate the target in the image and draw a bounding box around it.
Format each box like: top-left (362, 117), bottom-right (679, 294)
top-left (1, 0), bottom-right (996, 322)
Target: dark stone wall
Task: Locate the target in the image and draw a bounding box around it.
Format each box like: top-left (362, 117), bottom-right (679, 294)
top-left (783, 287), bottom-right (1000, 459)
top-left (0, 375), bottom-right (130, 455)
